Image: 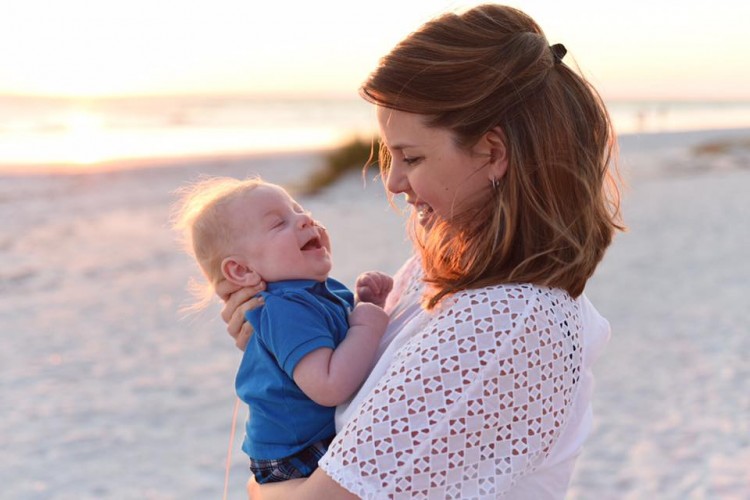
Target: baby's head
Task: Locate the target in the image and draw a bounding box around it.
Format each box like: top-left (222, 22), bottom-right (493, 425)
top-left (173, 177), bottom-right (332, 302)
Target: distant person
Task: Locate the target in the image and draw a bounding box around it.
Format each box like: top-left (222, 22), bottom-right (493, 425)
top-left (173, 177), bottom-right (391, 484)
top-left (220, 4), bottom-right (623, 498)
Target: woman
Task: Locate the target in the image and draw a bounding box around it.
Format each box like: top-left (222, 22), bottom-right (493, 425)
top-left (220, 4), bottom-right (622, 498)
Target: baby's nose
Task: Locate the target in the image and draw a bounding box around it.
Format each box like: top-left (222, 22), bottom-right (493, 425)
top-left (297, 211), bottom-right (313, 228)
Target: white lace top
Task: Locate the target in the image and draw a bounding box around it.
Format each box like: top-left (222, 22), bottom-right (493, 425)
top-left (318, 256), bottom-right (610, 499)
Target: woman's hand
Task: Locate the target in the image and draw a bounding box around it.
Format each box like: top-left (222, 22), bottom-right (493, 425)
top-left (246, 470), bottom-right (356, 500)
top-left (247, 476), bottom-right (304, 500)
top-left (247, 476), bottom-right (260, 499)
top-left (216, 278), bottom-right (266, 350)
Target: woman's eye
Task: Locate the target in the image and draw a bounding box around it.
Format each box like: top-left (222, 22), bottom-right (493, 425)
top-left (403, 156), bottom-right (422, 166)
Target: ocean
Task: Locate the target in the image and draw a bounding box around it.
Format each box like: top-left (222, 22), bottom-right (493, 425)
top-left (1, 95), bottom-right (749, 173)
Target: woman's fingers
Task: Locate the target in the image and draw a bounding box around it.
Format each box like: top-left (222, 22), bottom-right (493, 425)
top-left (220, 282), bottom-right (266, 324)
top-left (247, 476), bottom-right (259, 499)
top-left (221, 287), bottom-right (254, 324)
top-left (226, 295), bottom-right (265, 348)
top-left (235, 321), bottom-right (253, 350)
top-left (215, 278), bottom-right (242, 303)
top-left (219, 282), bottom-right (266, 351)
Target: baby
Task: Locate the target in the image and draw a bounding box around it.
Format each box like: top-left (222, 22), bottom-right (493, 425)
top-left (173, 177), bottom-right (392, 483)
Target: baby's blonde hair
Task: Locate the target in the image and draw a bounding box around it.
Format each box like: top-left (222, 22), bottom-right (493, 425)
top-left (171, 176), bottom-right (263, 307)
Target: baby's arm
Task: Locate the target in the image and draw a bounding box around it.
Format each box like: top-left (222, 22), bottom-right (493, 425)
top-left (355, 271), bottom-right (393, 308)
top-left (293, 302), bottom-right (388, 407)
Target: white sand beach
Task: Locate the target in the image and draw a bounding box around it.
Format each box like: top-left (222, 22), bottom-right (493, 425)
top-left (2, 128), bottom-right (749, 499)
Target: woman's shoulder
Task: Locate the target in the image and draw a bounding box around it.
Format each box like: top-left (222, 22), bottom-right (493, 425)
top-left (426, 282), bottom-right (580, 343)
top-left (441, 282), bottom-right (576, 316)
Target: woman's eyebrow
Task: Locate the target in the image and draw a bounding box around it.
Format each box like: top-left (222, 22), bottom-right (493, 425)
top-left (389, 142), bottom-right (418, 151)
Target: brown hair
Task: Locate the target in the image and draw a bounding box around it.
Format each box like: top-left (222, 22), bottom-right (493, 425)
top-left (361, 4), bottom-right (623, 308)
top-left (171, 176), bottom-right (262, 307)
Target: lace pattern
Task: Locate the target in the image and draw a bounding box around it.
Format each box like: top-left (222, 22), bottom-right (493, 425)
top-left (319, 261), bottom-right (582, 499)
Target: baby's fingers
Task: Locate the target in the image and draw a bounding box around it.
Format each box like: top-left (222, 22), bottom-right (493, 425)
top-left (356, 284), bottom-right (371, 301)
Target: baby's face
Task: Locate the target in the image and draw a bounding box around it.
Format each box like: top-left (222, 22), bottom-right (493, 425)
top-left (229, 184), bottom-right (331, 283)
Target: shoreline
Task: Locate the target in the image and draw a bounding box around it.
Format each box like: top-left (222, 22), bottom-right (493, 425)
top-left (1, 126), bottom-right (748, 178)
top-left (0, 146), bottom-right (338, 177)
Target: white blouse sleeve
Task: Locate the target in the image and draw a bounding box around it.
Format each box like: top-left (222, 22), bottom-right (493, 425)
top-left (319, 284), bottom-right (583, 499)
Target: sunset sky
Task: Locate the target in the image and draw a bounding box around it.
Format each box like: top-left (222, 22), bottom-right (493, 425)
top-left (2, 0), bottom-right (749, 100)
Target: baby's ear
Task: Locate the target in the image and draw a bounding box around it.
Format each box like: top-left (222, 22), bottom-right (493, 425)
top-left (221, 257), bottom-right (262, 287)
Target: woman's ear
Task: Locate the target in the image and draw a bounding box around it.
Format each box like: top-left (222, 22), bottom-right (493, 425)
top-left (482, 126), bottom-right (508, 182)
top-left (221, 257), bottom-right (262, 287)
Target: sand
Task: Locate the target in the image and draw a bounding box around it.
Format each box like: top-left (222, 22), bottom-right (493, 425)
top-left (1, 129), bottom-right (748, 499)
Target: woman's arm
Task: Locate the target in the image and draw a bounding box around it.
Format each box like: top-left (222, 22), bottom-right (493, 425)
top-left (248, 468), bottom-right (357, 500)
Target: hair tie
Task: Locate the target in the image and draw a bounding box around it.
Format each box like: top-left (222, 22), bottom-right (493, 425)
top-left (550, 43), bottom-right (567, 64)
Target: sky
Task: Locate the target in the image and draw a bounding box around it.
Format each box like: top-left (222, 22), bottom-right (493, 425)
top-left (1, 0), bottom-right (749, 100)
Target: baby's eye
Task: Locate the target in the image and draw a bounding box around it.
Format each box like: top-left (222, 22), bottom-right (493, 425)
top-left (271, 218), bottom-right (285, 229)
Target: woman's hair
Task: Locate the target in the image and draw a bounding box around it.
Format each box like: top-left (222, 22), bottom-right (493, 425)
top-left (171, 176), bottom-right (262, 307)
top-left (361, 4), bottom-right (623, 308)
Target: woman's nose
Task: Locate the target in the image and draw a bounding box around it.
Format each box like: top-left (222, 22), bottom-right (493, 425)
top-left (386, 163), bottom-right (408, 194)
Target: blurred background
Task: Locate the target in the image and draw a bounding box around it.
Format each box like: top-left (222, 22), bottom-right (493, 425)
top-left (1, 0), bottom-right (749, 172)
top-left (2, 1), bottom-right (748, 499)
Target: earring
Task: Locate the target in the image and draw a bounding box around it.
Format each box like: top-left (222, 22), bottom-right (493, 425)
top-left (491, 177), bottom-right (499, 190)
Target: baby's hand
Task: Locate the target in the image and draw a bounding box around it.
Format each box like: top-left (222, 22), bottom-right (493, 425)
top-left (355, 271), bottom-right (393, 308)
top-left (348, 302), bottom-right (389, 335)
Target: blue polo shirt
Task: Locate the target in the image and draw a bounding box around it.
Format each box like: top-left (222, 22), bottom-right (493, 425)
top-left (236, 277), bottom-right (354, 460)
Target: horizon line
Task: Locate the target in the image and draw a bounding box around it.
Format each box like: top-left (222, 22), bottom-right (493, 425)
top-left (2, 91), bottom-right (750, 104)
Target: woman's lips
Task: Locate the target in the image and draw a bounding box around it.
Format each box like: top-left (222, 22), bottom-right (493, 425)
top-left (414, 202), bottom-right (434, 225)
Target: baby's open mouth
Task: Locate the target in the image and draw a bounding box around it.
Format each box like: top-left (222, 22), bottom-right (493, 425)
top-left (301, 236), bottom-right (322, 251)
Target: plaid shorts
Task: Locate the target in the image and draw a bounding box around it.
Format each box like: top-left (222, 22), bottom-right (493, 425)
top-left (249, 436), bottom-right (334, 484)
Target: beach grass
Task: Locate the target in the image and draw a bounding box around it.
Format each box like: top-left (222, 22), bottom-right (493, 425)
top-left (300, 136), bottom-right (380, 195)
top-left (693, 136), bottom-right (750, 155)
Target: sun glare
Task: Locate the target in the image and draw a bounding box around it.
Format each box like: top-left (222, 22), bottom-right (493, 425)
top-left (61, 111), bottom-right (106, 165)
top-left (1, 1), bottom-right (748, 99)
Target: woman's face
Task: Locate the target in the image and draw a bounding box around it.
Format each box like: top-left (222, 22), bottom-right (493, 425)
top-left (377, 106), bottom-right (494, 227)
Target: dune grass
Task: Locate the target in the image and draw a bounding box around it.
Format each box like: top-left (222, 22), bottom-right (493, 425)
top-left (300, 136), bottom-right (380, 195)
top-left (693, 136), bottom-right (750, 155)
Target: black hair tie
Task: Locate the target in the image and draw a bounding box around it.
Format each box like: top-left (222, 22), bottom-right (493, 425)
top-left (550, 43), bottom-right (567, 64)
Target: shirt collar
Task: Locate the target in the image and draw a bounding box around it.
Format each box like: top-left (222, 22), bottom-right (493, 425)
top-left (266, 279), bottom-right (328, 293)
top-left (265, 278), bottom-right (352, 311)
